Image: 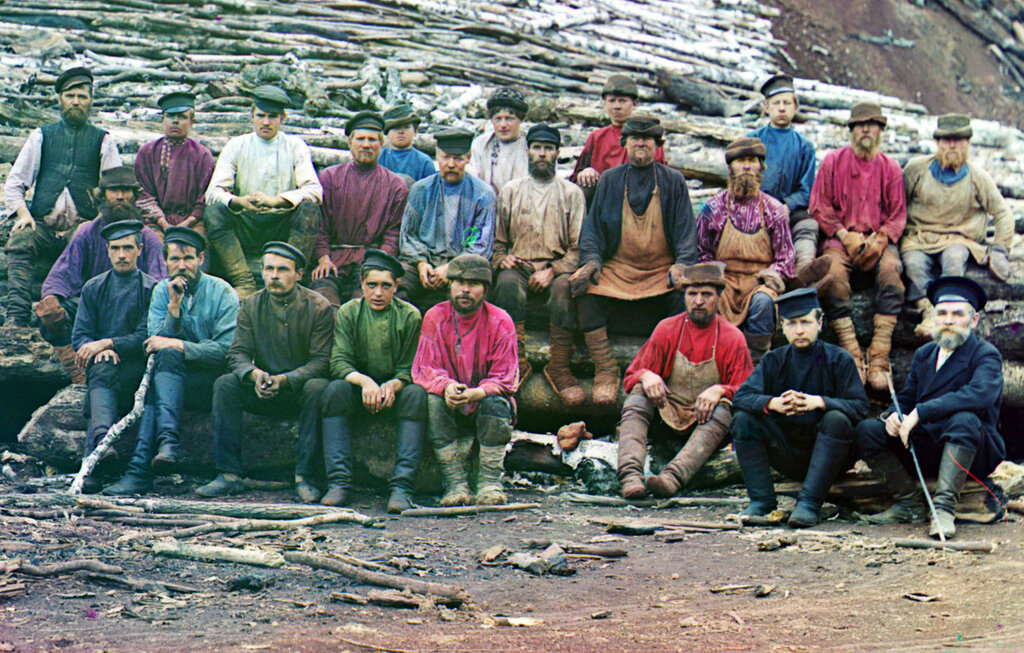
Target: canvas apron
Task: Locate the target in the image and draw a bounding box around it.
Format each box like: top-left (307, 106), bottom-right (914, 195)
top-left (658, 317), bottom-right (721, 432)
top-left (589, 174), bottom-right (674, 300)
top-left (715, 197), bottom-right (777, 325)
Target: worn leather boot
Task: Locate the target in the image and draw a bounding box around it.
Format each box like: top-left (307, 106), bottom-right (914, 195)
top-left (53, 345), bottom-right (85, 384)
top-left (295, 477), bottom-right (323, 504)
top-left (321, 415), bottom-right (353, 506)
top-left (832, 316), bottom-right (865, 383)
top-left (929, 444), bottom-right (975, 540)
top-left (102, 473), bottom-right (153, 496)
top-left (646, 407), bottom-right (730, 498)
top-left (789, 433), bottom-right (851, 528)
top-left (866, 314), bottom-right (898, 393)
top-left (435, 440), bottom-right (473, 507)
top-left (388, 419), bottom-right (423, 513)
top-left (476, 445), bottom-right (508, 505)
top-left (514, 322), bottom-right (532, 388)
top-left (795, 254), bottom-right (830, 288)
top-left (584, 327), bottom-right (620, 406)
top-left (543, 324), bottom-right (584, 407)
top-left (208, 232), bottom-right (258, 298)
top-left (863, 451), bottom-right (927, 524)
top-left (617, 414), bottom-right (648, 500)
top-left (913, 298), bottom-right (936, 341)
top-left (743, 331), bottom-right (773, 367)
top-left (734, 437), bottom-right (777, 517)
top-left (195, 473), bottom-right (245, 498)
top-left (152, 441), bottom-right (180, 473)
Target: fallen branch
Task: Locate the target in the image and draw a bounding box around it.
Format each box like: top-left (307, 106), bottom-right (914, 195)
top-left (16, 559), bottom-right (123, 576)
top-left (400, 502), bottom-right (541, 518)
top-left (282, 551), bottom-right (468, 605)
top-left (148, 511), bottom-right (374, 540)
top-left (521, 540), bottom-right (627, 558)
top-left (100, 497), bottom-right (378, 524)
top-left (655, 497), bottom-right (747, 509)
top-left (894, 538), bottom-right (998, 553)
top-left (593, 517), bottom-right (742, 535)
top-left (151, 541), bottom-right (286, 567)
top-left (1007, 499), bottom-right (1024, 516)
top-left (563, 492), bottom-right (657, 507)
top-left (80, 571), bottom-right (201, 594)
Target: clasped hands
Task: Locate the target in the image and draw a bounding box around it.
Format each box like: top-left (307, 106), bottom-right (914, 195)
top-left (231, 191), bottom-right (289, 213)
top-left (418, 261), bottom-right (449, 290)
top-left (250, 368), bottom-right (286, 399)
top-left (360, 378), bottom-right (403, 414)
top-left (766, 390), bottom-right (825, 416)
top-left (444, 382), bottom-right (486, 410)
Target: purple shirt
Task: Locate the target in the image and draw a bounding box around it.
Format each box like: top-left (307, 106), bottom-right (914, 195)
top-left (135, 136), bottom-right (215, 226)
top-left (696, 190), bottom-right (795, 279)
top-left (41, 219), bottom-right (168, 299)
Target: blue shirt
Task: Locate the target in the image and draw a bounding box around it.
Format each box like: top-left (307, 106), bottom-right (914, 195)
top-left (747, 124), bottom-right (816, 211)
top-left (379, 147), bottom-right (436, 182)
top-left (399, 172), bottom-right (496, 266)
top-left (148, 271), bottom-right (239, 367)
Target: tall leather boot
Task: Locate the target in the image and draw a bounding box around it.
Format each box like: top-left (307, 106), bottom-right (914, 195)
top-left (913, 298), bottom-right (936, 341)
top-left (734, 437), bottom-right (777, 517)
top-left (789, 433), bottom-right (851, 527)
top-left (866, 314), bottom-right (898, 393)
top-left (929, 444), bottom-right (975, 540)
top-left (3, 249), bottom-right (35, 327)
top-left (435, 439), bottom-right (473, 507)
top-left (388, 419), bottom-right (423, 513)
top-left (863, 451), bottom-right (927, 524)
top-left (320, 415), bottom-right (352, 506)
top-left (616, 415), bottom-right (648, 500)
top-left (646, 407), bottom-right (730, 497)
top-left (584, 327), bottom-right (620, 406)
top-left (514, 322), bottom-right (532, 387)
top-left (795, 253), bottom-right (830, 287)
top-left (35, 295), bottom-right (68, 341)
top-left (83, 387), bottom-right (120, 493)
top-left (544, 324), bottom-right (584, 407)
top-left (151, 361), bottom-right (185, 472)
top-left (208, 231), bottom-right (258, 298)
top-left (53, 344), bottom-right (85, 384)
top-left (743, 331), bottom-right (773, 367)
top-left (832, 316), bottom-right (865, 383)
top-left (103, 406), bottom-right (156, 495)
top-left (476, 445), bottom-right (508, 505)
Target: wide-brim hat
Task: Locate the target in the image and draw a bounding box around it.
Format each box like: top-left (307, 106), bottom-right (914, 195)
top-left (676, 262), bottom-right (727, 289)
top-left (98, 166), bottom-right (140, 190)
top-left (847, 101), bottom-right (887, 128)
top-left (725, 136), bottom-right (766, 164)
top-left (933, 113), bottom-right (973, 140)
top-left (927, 275), bottom-right (986, 312)
top-left (383, 104), bottom-right (421, 132)
top-left (447, 253), bottom-right (492, 286)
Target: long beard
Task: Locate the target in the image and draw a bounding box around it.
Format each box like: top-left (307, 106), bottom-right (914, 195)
top-left (728, 168), bottom-right (763, 200)
top-left (528, 159), bottom-right (556, 181)
top-left (98, 198), bottom-right (140, 224)
top-left (932, 323), bottom-right (970, 350)
top-left (937, 148), bottom-right (967, 170)
top-left (850, 131), bottom-right (880, 159)
top-left (62, 106), bottom-right (88, 128)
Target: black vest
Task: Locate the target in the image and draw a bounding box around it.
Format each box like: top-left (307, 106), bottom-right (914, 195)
top-left (30, 120), bottom-right (107, 221)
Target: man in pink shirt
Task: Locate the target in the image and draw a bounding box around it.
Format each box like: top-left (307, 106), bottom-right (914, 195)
top-left (810, 101), bottom-right (906, 393)
top-left (412, 254), bottom-right (519, 507)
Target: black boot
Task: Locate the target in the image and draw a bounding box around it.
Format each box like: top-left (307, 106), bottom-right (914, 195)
top-left (734, 438), bottom-right (777, 517)
top-left (85, 387), bottom-right (120, 482)
top-left (863, 451), bottom-right (927, 524)
top-left (103, 406), bottom-right (157, 495)
top-left (929, 444), bottom-right (975, 540)
top-left (388, 419), bottom-right (423, 513)
top-left (321, 415), bottom-right (352, 506)
top-left (789, 434), bottom-right (851, 528)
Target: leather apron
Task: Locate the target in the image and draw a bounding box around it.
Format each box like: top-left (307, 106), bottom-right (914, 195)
top-left (658, 317), bottom-right (721, 432)
top-left (589, 173), bottom-right (673, 299)
top-left (715, 196), bottom-right (777, 325)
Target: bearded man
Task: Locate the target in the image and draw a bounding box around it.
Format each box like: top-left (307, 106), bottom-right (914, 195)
top-left (696, 137), bottom-right (796, 364)
top-left (810, 102), bottom-right (907, 393)
top-left (856, 277), bottom-right (1004, 540)
top-left (617, 263), bottom-right (754, 499)
top-left (901, 114), bottom-right (1013, 339)
top-left (3, 67), bottom-right (121, 327)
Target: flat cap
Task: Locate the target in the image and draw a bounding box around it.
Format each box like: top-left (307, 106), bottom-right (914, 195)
top-left (526, 123), bottom-right (561, 146)
top-left (361, 248), bottom-right (404, 278)
top-left (619, 114), bottom-right (664, 145)
top-left (760, 73), bottom-right (795, 99)
top-left (345, 110), bottom-right (385, 136)
top-left (775, 287), bottom-right (821, 319)
top-left (158, 91), bottom-right (196, 115)
top-left (447, 253), bottom-right (492, 286)
top-left (434, 127), bottom-right (474, 156)
top-left (933, 113), bottom-right (973, 140)
top-left (55, 67), bottom-right (93, 93)
top-left (252, 85), bottom-right (291, 114)
top-left (164, 226), bottom-right (206, 254)
top-left (847, 101), bottom-right (887, 128)
top-left (383, 104), bottom-right (420, 132)
top-left (725, 136), bottom-right (766, 164)
top-left (486, 87), bottom-right (528, 116)
top-left (100, 219), bottom-right (144, 242)
top-left (262, 240), bottom-right (306, 270)
top-left (927, 276), bottom-right (986, 312)
top-left (601, 74), bottom-right (638, 99)
top-left (98, 166), bottom-right (140, 190)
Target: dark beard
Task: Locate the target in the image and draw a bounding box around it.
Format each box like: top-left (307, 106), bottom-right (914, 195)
top-left (688, 308), bottom-right (715, 327)
top-left (62, 106), bottom-right (88, 128)
top-left (937, 149), bottom-right (967, 170)
top-left (452, 295), bottom-right (484, 316)
top-left (529, 159), bottom-right (556, 181)
top-left (728, 168), bottom-right (763, 200)
top-left (98, 198), bottom-right (141, 224)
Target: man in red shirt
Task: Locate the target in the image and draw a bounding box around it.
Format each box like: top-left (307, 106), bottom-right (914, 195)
top-left (618, 263), bottom-right (754, 499)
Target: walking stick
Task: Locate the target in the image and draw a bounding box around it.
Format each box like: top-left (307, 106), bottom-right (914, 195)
top-left (69, 355), bottom-right (155, 495)
top-left (885, 371), bottom-right (945, 543)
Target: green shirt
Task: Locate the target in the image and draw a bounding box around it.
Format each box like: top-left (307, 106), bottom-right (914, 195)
top-left (330, 296), bottom-right (422, 384)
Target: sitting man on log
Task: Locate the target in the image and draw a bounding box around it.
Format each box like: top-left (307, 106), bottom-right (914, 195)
top-left (469, 87), bottom-right (529, 195)
top-left (731, 288), bottom-right (869, 527)
top-left (696, 136), bottom-right (795, 364)
top-left (491, 124), bottom-right (584, 397)
top-left (3, 67), bottom-right (121, 329)
top-left (134, 92), bottom-right (216, 238)
top-left (810, 101), bottom-right (907, 393)
top-left (398, 128), bottom-right (496, 309)
top-left (71, 220), bottom-right (159, 492)
top-left (378, 104), bottom-right (436, 184)
top-left (412, 254), bottom-right (518, 507)
top-left (38, 166), bottom-right (166, 380)
top-left (320, 249), bottom-right (426, 511)
top-left (569, 75), bottom-right (666, 202)
top-left (618, 263), bottom-right (754, 499)
top-left (570, 115), bottom-right (696, 405)
top-left (197, 242), bottom-right (333, 501)
top-left (747, 74), bottom-right (821, 276)
top-left (104, 227), bottom-right (239, 495)
top-left (855, 276), bottom-right (1004, 540)
top-left (204, 85), bottom-right (323, 299)
top-left (901, 114), bottom-right (1013, 339)
top-left (311, 111), bottom-right (409, 306)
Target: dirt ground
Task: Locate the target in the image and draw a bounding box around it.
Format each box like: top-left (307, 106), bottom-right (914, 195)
top-left (1, 477), bottom-right (1022, 653)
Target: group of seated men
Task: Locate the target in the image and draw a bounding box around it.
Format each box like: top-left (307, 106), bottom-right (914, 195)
top-left (1, 67), bottom-right (1010, 538)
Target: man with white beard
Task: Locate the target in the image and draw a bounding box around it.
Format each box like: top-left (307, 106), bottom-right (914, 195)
top-left (855, 276), bottom-right (1005, 540)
